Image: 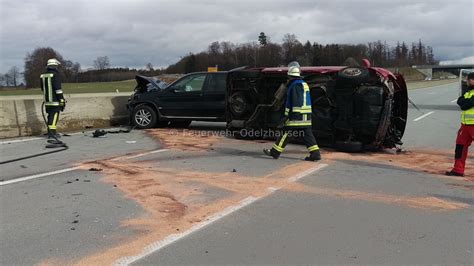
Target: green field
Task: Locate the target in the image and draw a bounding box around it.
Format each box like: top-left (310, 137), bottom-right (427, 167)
top-left (406, 79), bottom-right (457, 90)
top-left (0, 80), bottom-right (136, 96)
top-left (0, 78), bottom-right (458, 96)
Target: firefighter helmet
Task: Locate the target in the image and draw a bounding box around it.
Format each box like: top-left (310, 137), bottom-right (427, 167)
top-left (287, 61), bottom-right (301, 77)
top-left (47, 58), bottom-right (61, 66)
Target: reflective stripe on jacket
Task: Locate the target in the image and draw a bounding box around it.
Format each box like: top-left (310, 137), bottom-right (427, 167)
top-left (40, 67), bottom-right (64, 106)
top-left (461, 90), bottom-right (474, 125)
top-left (284, 79), bottom-right (312, 127)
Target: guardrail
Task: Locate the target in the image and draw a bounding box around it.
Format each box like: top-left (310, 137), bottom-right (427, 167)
top-left (0, 93), bottom-right (131, 138)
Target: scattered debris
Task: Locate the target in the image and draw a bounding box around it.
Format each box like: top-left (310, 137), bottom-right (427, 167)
top-left (89, 168), bottom-right (103, 172)
top-left (72, 193), bottom-right (83, 196)
top-left (83, 179), bottom-right (91, 182)
top-left (92, 129), bottom-right (107, 138)
top-left (20, 165), bottom-right (27, 168)
top-left (72, 220), bottom-right (79, 224)
top-left (70, 228), bottom-right (76, 231)
top-left (232, 169), bottom-right (237, 172)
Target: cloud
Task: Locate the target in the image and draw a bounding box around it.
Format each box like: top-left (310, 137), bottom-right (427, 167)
top-left (0, 0), bottom-right (473, 73)
top-left (440, 56), bottom-right (474, 65)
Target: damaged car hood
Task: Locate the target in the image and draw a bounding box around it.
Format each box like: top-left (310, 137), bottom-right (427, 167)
top-left (135, 75), bottom-right (168, 93)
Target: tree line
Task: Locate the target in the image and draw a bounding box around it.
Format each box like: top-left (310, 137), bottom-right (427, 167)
top-left (166, 32), bottom-right (437, 73)
top-left (1, 33), bottom-right (438, 88)
top-left (10, 47), bottom-right (164, 88)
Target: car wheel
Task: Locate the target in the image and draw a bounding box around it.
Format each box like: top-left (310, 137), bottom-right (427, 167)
top-left (229, 92), bottom-right (252, 118)
top-left (334, 140), bottom-right (363, 153)
top-left (169, 121), bottom-right (191, 128)
top-left (132, 105), bottom-right (157, 129)
top-left (337, 67), bottom-right (370, 84)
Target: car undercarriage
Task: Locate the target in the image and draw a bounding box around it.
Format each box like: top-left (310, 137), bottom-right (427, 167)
top-left (226, 64), bottom-right (408, 152)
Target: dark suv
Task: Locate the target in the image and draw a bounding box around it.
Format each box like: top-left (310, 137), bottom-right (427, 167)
top-left (127, 72), bottom-right (227, 128)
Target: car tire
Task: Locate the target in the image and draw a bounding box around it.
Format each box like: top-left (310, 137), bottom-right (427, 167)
top-left (132, 105), bottom-right (157, 129)
top-left (334, 140), bottom-right (363, 153)
top-left (229, 91), bottom-right (252, 118)
top-left (337, 67), bottom-right (370, 84)
top-left (169, 121), bottom-right (191, 128)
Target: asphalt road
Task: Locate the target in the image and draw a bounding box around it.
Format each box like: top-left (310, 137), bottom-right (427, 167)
top-left (1, 83), bottom-right (473, 265)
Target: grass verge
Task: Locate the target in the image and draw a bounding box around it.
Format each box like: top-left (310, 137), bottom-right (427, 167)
top-left (0, 80), bottom-right (135, 96)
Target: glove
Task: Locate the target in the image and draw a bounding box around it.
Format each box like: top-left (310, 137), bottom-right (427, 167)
top-left (59, 99), bottom-right (66, 111)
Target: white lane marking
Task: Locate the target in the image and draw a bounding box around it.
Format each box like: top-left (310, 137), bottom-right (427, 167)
top-left (288, 164), bottom-right (328, 182)
top-left (0, 137), bottom-right (43, 144)
top-left (1, 149), bottom-right (169, 186)
top-left (0, 131), bottom-right (87, 145)
top-left (114, 163), bottom-right (328, 266)
top-left (413, 111), bottom-right (435, 122)
top-left (0, 167), bottom-right (80, 186)
top-left (111, 149), bottom-right (168, 161)
top-left (114, 196), bottom-right (259, 266)
top-left (451, 99), bottom-right (458, 103)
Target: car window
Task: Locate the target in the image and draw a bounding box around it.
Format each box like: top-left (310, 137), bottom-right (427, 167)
top-left (205, 73), bottom-right (227, 93)
top-left (172, 74), bottom-right (206, 93)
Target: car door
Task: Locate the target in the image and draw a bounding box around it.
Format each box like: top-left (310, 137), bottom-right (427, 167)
top-left (201, 73), bottom-right (227, 119)
top-left (158, 73), bottom-right (207, 117)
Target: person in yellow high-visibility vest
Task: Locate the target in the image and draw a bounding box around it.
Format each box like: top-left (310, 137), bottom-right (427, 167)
top-left (40, 58), bottom-right (66, 142)
top-left (446, 72), bottom-right (474, 176)
top-left (263, 62), bottom-right (321, 161)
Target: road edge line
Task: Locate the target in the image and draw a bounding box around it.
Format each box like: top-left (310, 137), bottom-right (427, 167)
top-left (114, 163), bottom-right (328, 265)
top-left (413, 111), bottom-right (435, 122)
top-left (0, 167), bottom-right (80, 186)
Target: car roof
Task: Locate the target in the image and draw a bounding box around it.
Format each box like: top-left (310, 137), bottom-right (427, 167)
top-left (260, 66), bottom-right (396, 79)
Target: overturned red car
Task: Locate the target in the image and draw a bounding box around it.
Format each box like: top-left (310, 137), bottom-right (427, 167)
top-left (226, 60), bottom-right (408, 152)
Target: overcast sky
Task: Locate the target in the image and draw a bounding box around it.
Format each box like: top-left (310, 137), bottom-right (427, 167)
top-left (0, 0), bottom-right (473, 73)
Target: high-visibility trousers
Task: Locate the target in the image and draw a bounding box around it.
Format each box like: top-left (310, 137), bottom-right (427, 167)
top-left (46, 106), bottom-right (61, 134)
top-left (452, 124), bottom-right (474, 174)
top-left (271, 127), bottom-right (319, 155)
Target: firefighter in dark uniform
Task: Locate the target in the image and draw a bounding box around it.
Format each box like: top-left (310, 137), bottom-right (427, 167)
top-left (264, 62), bottom-right (321, 161)
top-left (446, 72), bottom-right (474, 176)
top-left (41, 58), bottom-right (65, 143)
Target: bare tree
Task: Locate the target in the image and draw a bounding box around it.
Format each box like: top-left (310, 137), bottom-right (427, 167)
top-left (24, 47), bottom-right (64, 88)
top-left (282, 33), bottom-right (303, 63)
top-left (8, 66), bottom-right (20, 87)
top-left (0, 74), bottom-right (5, 86)
top-left (145, 62), bottom-right (154, 71)
top-left (93, 56), bottom-right (110, 70)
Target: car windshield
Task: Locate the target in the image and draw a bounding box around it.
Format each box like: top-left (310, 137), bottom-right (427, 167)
top-left (460, 69), bottom-right (473, 80)
top-left (151, 79), bottom-right (168, 90)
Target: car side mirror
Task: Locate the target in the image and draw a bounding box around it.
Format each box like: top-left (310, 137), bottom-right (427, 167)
top-left (171, 86), bottom-right (182, 93)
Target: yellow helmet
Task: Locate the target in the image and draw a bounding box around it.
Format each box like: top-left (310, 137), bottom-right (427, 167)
top-left (47, 58), bottom-right (61, 66)
top-left (287, 61), bottom-right (301, 77)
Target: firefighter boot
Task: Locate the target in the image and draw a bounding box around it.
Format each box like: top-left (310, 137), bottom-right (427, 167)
top-left (47, 128), bottom-right (56, 139)
top-left (305, 150), bottom-right (321, 161)
top-left (47, 129), bottom-right (64, 144)
top-left (263, 148), bottom-right (280, 159)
